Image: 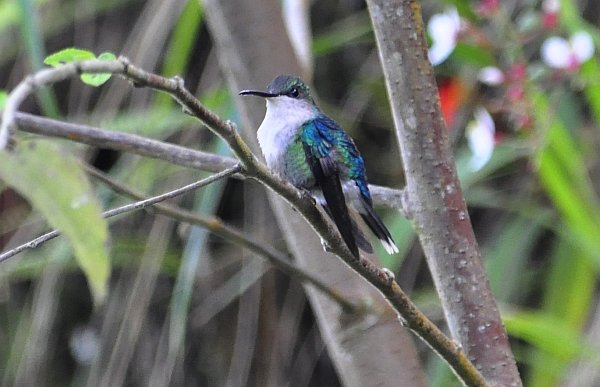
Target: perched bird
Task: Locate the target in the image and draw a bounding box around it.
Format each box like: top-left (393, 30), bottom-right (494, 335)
top-left (239, 75), bottom-right (398, 257)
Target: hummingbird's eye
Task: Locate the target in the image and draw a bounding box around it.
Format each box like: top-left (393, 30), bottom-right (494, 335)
top-left (289, 87), bottom-right (300, 98)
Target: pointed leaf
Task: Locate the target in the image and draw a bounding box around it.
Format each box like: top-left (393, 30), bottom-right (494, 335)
top-left (44, 47), bottom-right (96, 67)
top-left (0, 142), bottom-right (110, 304)
top-left (80, 52), bottom-right (116, 87)
top-left (452, 42), bottom-right (494, 66)
top-left (97, 52), bottom-right (117, 61)
top-left (0, 90), bottom-right (7, 110)
top-left (504, 311), bottom-right (600, 362)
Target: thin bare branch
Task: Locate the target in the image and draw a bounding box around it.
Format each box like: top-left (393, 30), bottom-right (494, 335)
top-left (83, 163), bottom-right (359, 312)
top-left (0, 165), bottom-right (240, 263)
top-left (0, 58), bottom-right (485, 383)
top-left (14, 112), bottom-right (403, 213)
top-left (1, 61), bottom-right (126, 149)
top-left (16, 112), bottom-right (238, 173)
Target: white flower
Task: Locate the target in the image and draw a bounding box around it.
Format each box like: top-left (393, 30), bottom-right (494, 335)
top-left (542, 0), bottom-right (559, 13)
top-left (478, 66), bottom-right (505, 85)
top-left (69, 326), bottom-right (100, 366)
top-left (541, 31), bottom-right (595, 69)
top-left (467, 107), bottom-right (496, 171)
top-left (428, 7), bottom-right (461, 66)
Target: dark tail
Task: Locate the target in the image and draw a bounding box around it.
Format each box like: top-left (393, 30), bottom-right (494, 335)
top-left (319, 173), bottom-right (360, 257)
top-left (322, 205), bottom-right (373, 254)
top-left (359, 197), bottom-right (399, 255)
top-left (303, 143), bottom-right (360, 257)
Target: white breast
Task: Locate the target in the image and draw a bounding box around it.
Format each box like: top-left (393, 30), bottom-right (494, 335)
top-left (256, 96), bottom-right (316, 170)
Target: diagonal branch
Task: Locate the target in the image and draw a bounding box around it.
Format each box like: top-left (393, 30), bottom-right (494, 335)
top-left (0, 165), bottom-right (241, 263)
top-left (0, 58), bottom-right (485, 385)
top-left (366, 0), bottom-right (521, 385)
top-left (14, 112), bottom-right (404, 213)
top-left (1, 161), bottom-right (357, 311)
top-left (83, 163), bottom-right (359, 312)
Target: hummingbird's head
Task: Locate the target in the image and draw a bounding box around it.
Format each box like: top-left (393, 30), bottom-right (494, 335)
top-left (239, 75), bottom-right (315, 105)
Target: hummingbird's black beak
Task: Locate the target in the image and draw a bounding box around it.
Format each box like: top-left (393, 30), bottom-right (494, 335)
top-left (239, 89), bottom-right (277, 98)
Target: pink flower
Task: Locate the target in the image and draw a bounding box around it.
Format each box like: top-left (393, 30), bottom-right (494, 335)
top-left (476, 0), bottom-right (500, 17)
top-left (542, 0), bottom-right (559, 29)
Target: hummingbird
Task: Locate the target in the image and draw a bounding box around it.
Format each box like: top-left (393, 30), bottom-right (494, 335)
top-left (239, 75), bottom-right (398, 258)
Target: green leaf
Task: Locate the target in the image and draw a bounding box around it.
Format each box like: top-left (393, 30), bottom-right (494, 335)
top-left (312, 11), bottom-right (373, 56)
top-left (579, 59), bottom-right (600, 129)
top-left (505, 311), bottom-right (600, 363)
top-left (44, 47), bottom-right (96, 67)
top-left (154, 0), bottom-right (204, 108)
top-left (451, 42), bottom-right (494, 67)
top-left (80, 73), bottom-right (111, 87)
top-left (544, 239), bottom-right (594, 329)
top-left (531, 87), bottom-right (600, 261)
top-left (484, 218), bottom-right (540, 303)
top-left (506, 311), bottom-right (591, 386)
top-left (80, 51), bottom-right (116, 87)
top-left (0, 1), bottom-right (19, 32)
top-left (0, 90), bottom-right (7, 110)
top-left (97, 52), bottom-right (117, 61)
top-left (447, 0), bottom-right (477, 21)
top-left (44, 48), bottom-right (116, 87)
top-left (0, 141), bottom-right (110, 304)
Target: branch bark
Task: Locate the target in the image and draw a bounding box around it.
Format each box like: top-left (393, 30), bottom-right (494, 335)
top-left (365, 1), bottom-right (521, 386)
top-left (14, 112), bottom-right (404, 212)
top-left (84, 163), bottom-right (358, 311)
top-left (0, 166), bottom-right (241, 263)
top-left (0, 55), bottom-right (484, 384)
top-left (200, 1), bottom-right (425, 386)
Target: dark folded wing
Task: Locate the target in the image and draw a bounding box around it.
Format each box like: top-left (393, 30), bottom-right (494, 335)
top-left (301, 120), bottom-right (359, 257)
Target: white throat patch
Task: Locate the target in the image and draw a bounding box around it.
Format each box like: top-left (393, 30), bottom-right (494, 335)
top-left (256, 96), bottom-right (316, 169)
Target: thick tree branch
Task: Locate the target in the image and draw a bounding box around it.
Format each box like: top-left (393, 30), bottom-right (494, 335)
top-left (0, 58), bottom-right (485, 384)
top-left (366, 1), bottom-right (521, 386)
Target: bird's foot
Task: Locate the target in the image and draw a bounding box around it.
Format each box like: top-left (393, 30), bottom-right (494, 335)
top-left (298, 188), bottom-right (316, 205)
top-left (320, 238), bottom-right (334, 254)
top-left (380, 267), bottom-right (396, 285)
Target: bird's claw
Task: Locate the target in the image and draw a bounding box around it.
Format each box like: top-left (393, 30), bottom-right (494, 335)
top-left (380, 267), bottom-right (396, 285)
top-left (298, 188), bottom-right (316, 205)
top-left (320, 238), bottom-right (334, 254)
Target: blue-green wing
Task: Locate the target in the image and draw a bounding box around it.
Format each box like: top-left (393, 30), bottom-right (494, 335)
top-left (300, 118), bottom-right (364, 257)
top-left (302, 117), bottom-right (398, 255)
top-left (306, 117), bottom-right (372, 204)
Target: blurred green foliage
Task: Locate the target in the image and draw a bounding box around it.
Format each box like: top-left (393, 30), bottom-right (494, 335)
top-left (0, 141), bottom-right (109, 304)
top-left (1, 0), bottom-right (600, 385)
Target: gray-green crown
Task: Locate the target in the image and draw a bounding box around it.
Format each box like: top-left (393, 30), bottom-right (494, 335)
top-left (266, 75), bottom-right (314, 103)
top-left (239, 75), bottom-right (315, 104)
